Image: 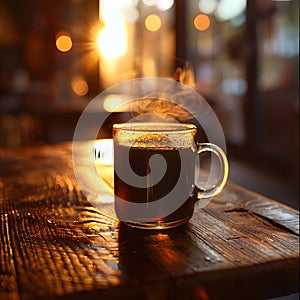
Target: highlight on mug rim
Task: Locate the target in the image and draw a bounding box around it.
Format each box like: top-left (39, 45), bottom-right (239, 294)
top-left (113, 122), bottom-right (197, 133)
top-left (113, 122), bottom-right (197, 151)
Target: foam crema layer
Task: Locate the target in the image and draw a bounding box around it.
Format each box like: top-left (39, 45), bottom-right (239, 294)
top-left (113, 123), bottom-right (196, 149)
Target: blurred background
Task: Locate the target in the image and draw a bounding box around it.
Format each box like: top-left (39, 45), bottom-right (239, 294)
top-left (0, 0), bottom-right (299, 209)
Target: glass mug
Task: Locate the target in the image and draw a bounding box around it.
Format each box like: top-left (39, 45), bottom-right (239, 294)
top-left (113, 122), bottom-right (229, 229)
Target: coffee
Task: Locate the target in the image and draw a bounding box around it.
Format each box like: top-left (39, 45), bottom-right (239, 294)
top-left (114, 144), bottom-right (197, 223)
top-left (112, 122), bottom-right (228, 229)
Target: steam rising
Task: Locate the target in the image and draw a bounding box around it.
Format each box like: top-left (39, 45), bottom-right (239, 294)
top-left (127, 61), bottom-right (200, 122)
top-left (173, 60), bottom-right (196, 88)
top-left (128, 92), bottom-right (208, 124)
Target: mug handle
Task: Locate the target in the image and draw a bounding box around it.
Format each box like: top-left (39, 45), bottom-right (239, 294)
top-left (195, 143), bottom-right (229, 200)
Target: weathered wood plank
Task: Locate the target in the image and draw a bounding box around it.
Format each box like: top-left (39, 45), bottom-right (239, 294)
top-left (221, 183), bottom-right (300, 235)
top-left (118, 203), bottom-right (299, 300)
top-left (0, 213), bottom-right (19, 300)
top-left (0, 143), bottom-right (299, 300)
top-left (0, 146), bottom-right (174, 299)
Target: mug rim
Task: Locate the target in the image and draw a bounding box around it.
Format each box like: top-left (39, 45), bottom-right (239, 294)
top-left (113, 122), bottom-right (197, 133)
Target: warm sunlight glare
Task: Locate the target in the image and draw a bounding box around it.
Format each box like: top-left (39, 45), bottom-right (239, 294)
top-left (97, 26), bottom-right (127, 59)
top-left (98, 0), bottom-right (128, 59)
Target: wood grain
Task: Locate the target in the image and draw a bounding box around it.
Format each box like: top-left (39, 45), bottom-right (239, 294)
top-left (0, 143), bottom-right (299, 300)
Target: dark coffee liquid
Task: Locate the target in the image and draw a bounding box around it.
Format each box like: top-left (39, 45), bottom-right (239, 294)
top-left (114, 144), bottom-right (197, 224)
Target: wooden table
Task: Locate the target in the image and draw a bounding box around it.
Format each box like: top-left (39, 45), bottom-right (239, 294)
top-left (0, 143), bottom-right (299, 300)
